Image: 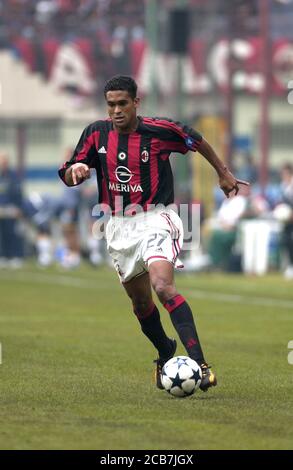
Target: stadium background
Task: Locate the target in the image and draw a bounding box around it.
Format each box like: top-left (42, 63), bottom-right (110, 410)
top-left (1, 0), bottom-right (293, 451)
top-left (1, 0), bottom-right (292, 194)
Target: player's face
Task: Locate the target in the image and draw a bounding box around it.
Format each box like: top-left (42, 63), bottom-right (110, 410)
top-left (106, 90), bottom-right (139, 132)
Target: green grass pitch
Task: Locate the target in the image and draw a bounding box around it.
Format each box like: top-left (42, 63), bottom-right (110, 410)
top-left (0, 264), bottom-right (293, 450)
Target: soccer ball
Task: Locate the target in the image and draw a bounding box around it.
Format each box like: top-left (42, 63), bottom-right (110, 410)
top-left (161, 356), bottom-right (202, 398)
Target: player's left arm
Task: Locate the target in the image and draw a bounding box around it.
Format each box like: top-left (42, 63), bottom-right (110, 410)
top-left (197, 138), bottom-right (250, 198)
top-left (156, 118), bottom-right (249, 197)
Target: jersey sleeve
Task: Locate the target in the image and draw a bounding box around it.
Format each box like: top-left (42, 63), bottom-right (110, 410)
top-left (154, 117), bottom-right (203, 155)
top-left (58, 122), bottom-right (100, 186)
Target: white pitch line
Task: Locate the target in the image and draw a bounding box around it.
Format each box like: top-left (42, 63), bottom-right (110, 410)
top-left (184, 289), bottom-right (293, 310)
top-left (1, 270), bottom-right (293, 310)
top-left (0, 271), bottom-right (113, 291)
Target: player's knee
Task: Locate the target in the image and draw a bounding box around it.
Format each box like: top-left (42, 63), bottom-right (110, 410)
top-left (153, 279), bottom-right (177, 304)
top-left (132, 297), bottom-right (152, 316)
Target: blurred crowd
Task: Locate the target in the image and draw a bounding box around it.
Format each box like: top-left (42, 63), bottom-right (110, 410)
top-left (0, 0), bottom-right (145, 43)
top-left (1, 0), bottom-right (292, 100)
top-left (0, 151), bottom-right (108, 270)
top-left (201, 156), bottom-right (293, 278)
top-left (0, 0), bottom-right (145, 87)
top-left (1, 150), bottom-right (293, 278)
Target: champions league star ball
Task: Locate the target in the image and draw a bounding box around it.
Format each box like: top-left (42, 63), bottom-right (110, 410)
top-left (161, 356), bottom-right (202, 398)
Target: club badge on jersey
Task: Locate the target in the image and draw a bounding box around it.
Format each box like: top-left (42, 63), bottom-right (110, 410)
top-left (141, 150), bottom-right (149, 163)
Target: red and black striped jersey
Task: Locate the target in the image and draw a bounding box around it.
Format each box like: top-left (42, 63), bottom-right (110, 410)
top-left (58, 116), bottom-right (202, 215)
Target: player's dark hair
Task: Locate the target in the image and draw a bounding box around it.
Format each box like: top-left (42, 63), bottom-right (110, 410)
top-left (104, 75), bottom-right (137, 100)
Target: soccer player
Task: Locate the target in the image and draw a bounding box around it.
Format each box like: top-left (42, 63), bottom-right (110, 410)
top-left (58, 75), bottom-right (249, 392)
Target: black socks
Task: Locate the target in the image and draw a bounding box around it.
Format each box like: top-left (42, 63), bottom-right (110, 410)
top-left (135, 304), bottom-right (173, 358)
top-left (164, 295), bottom-right (205, 365)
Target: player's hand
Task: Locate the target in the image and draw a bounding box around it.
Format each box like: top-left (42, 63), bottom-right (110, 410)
top-left (219, 168), bottom-right (250, 198)
top-left (70, 163), bottom-right (90, 185)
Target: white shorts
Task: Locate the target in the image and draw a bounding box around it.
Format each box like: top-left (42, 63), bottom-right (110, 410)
top-left (105, 208), bottom-right (184, 283)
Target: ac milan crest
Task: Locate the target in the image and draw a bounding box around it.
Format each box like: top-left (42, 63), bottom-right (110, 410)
top-left (141, 150), bottom-right (149, 162)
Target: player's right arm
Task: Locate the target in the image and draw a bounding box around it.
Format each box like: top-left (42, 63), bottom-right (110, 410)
top-left (58, 122), bottom-right (99, 187)
top-left (64, 163), bottom-right (90, 186)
